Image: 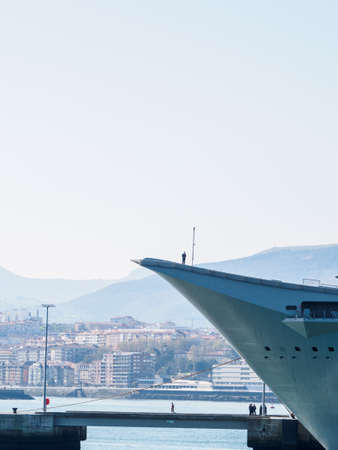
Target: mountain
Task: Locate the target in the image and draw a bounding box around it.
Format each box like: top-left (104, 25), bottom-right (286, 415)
top-left (203, 244), bottom-right (338, 284)
top-left (55, 244), bottom-right (338, 324)
top-left (0, 265), bottom-right (112, 308)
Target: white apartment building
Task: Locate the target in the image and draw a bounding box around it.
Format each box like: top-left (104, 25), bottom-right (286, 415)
top-left (28, 362), bottom-right (43, 386)
top-left (74, 333), bottom-right (105, 346)
top-left (212, 360), bottom-right (263, 390)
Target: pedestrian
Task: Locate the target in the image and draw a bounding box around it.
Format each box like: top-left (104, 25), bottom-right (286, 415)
top-left (182, 252), bottom-right (187, 264)
top-left (171, 402), bottom-right (175, 413)
top-left (259, 405), bottom-right (262, 415)
top-left (249, 404), bottom-right (252, 415)
top-left (253, 404), bottom-right (257, 415)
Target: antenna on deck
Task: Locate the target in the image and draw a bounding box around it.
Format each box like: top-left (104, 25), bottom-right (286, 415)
top-left (191, 226), bottom-right (196, 266)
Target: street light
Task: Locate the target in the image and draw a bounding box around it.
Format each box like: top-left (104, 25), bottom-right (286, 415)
top-left (41, 304), bottom-right (55, 413)
top-left (262, 382), bottom-right (266, 416)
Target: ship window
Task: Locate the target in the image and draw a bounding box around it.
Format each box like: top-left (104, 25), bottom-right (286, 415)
top-left (286, 305), bottom-right (297, 310)
top-left (295, 346), bottom-right (301, 352)
top-left (313, 356), bottom-right (318, 359)
top-left (264, 356), bottom-right (269, 359)
top-left (280, 356), bottom-right (284, 359)
top-left (301, 301), bottom-right (338, 319)
top-left (264, 346), bottom-right (271, 351)
top-left (312, 347), bottom-right (318, 352)
top-left (291, 356), bottom-right (296, 359)
top-left (328, 347), bottom-right (335, 352)
top-left (326, 356), bottom-right (331, 360)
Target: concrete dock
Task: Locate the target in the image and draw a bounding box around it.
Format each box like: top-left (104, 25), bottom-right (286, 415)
top-left (0, 411), bottom-right (324, 449)
top-left (0, 413), bottom-right (86, 449)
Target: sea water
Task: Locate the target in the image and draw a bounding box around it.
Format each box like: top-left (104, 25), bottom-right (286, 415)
top-left (0, 397), bottom-right (287, 449)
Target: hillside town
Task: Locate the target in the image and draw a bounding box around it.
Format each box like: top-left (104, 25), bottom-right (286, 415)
top-left (0, 311), bottom-right (264, 394)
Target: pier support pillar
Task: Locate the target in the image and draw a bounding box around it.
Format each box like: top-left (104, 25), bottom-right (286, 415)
top-left (247, 418), bottom-right (324, 450)
top-left (0, 414), bottom-right (86, 449)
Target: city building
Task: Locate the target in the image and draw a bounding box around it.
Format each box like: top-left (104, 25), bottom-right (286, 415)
top-left (16, 347), bottom-right (44, 365)
top-left (28, 362), bottom-right (43, 386)
top-left (0, 362), bottom-right (23, 386)
top-left (90, 352), bottom-right (156, 388)
top-left (212, 360), bottom-right (263, 390)
top-left (50, 345), bottom-right (91, 363)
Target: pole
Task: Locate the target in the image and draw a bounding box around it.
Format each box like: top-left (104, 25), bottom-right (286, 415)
top-left (262, 382), bottom-right (266, 416)
top-left (42, 304), bottom-right (55, 413)
top-left (191, 226), bottom-right (196, 266)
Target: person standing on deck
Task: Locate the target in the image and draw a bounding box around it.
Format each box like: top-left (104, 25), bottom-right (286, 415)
top-left (182, 252), bottom-right (187, 264)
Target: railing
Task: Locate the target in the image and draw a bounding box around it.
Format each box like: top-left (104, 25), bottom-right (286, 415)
top-left (302, 278), bottom-right (338, 288)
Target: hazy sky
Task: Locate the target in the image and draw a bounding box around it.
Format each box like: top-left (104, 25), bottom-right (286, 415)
top-left (1, 1), bottom-right (338, 279)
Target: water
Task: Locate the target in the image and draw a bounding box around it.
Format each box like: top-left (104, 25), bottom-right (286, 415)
top-left (0, 397), bottom-right (287, 449)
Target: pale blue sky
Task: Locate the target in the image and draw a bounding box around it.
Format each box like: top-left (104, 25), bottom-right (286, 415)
top-left (1, 1), bottom-right (338, 279)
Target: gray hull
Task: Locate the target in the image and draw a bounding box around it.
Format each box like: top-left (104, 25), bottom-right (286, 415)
top-left (137, 258), bottom-right (338, 450)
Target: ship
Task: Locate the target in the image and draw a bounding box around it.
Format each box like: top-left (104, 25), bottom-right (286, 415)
top-left (134, 258), bottom-right (338, 450)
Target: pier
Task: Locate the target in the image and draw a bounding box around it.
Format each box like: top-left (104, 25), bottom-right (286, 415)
top-left (0, 411), bottom-right (324, 449)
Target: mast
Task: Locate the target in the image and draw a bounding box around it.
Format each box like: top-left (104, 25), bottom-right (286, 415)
top-left (191, 226), bottom-right (196, 266)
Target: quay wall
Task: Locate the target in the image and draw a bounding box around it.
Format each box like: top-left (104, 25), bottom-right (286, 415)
top-left (0, 414), bottom-right (86, 450)
top-left (22, 386), bottom-right (279, 402)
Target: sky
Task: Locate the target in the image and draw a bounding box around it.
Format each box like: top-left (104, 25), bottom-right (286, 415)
top-left (0, 1), bottom-right (338, 280)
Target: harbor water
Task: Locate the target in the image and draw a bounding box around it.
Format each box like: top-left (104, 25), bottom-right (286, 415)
top-left (0, 397), bottom-right (287, 449)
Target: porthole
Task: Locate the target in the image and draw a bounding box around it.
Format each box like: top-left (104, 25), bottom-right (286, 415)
top-left (280, 356), bottom-right (284, 359)
top-left (326, 356), bottom-right (331, 360)
top-left (264, 356), bottom-right (269, 359)
top-left (291, 356), bottom-right (296, 359)
top-left (312, 347), bottom-right (318, 352)
top-left (295, 346), bottom-right (301, 352)
top-left (328, 347), bottom-right (335, 352)
top-left (312, 356), bottom-right (318, 359)
top-left (264, 346), bottom-right (271, 351)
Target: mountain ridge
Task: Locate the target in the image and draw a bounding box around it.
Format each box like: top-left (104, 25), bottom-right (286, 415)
top-left (54, 243), bottom-right (338, 324)
top-left (0, 265), bottom-right (113, 307)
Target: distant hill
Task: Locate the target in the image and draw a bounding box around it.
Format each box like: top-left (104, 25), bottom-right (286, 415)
top-left (203, 244), bottom-right (338, 284)
top-left (55, 244), bottom-right (338, 324)
top-left (0, 265), bottom-right (112, 309)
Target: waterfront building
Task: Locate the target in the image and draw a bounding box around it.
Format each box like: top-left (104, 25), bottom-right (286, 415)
top-left (75, 363), bottom-right (93, 386)
top-left (50, 345), bottom-right (91, 363)
top-left (47, 363), bottom-right (75, 386)
top-left (89, 352), bottom-right (156, 388)
top-left (28, 362), bottom-right (43, 386)
top-left (0, 363), bottom-right (23, 386)
top-left (212, 360), bottom-right (262, 390)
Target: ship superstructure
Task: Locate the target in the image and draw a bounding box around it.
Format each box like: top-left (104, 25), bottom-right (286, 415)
top-left (135, 258), bottom-right (338, 450)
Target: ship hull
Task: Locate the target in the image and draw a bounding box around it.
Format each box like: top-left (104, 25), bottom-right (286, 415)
top-left (137, 258), bottom-right (338, 450)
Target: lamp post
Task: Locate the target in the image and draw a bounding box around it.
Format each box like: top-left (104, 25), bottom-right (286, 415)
top-left (262, 382), bottom-right (266, 416)
top-left (41, 304), bottom-right (55, 413)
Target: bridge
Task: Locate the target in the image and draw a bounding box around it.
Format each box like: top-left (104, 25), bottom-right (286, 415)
top-left (0, 411), bottom-right (324, 450)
